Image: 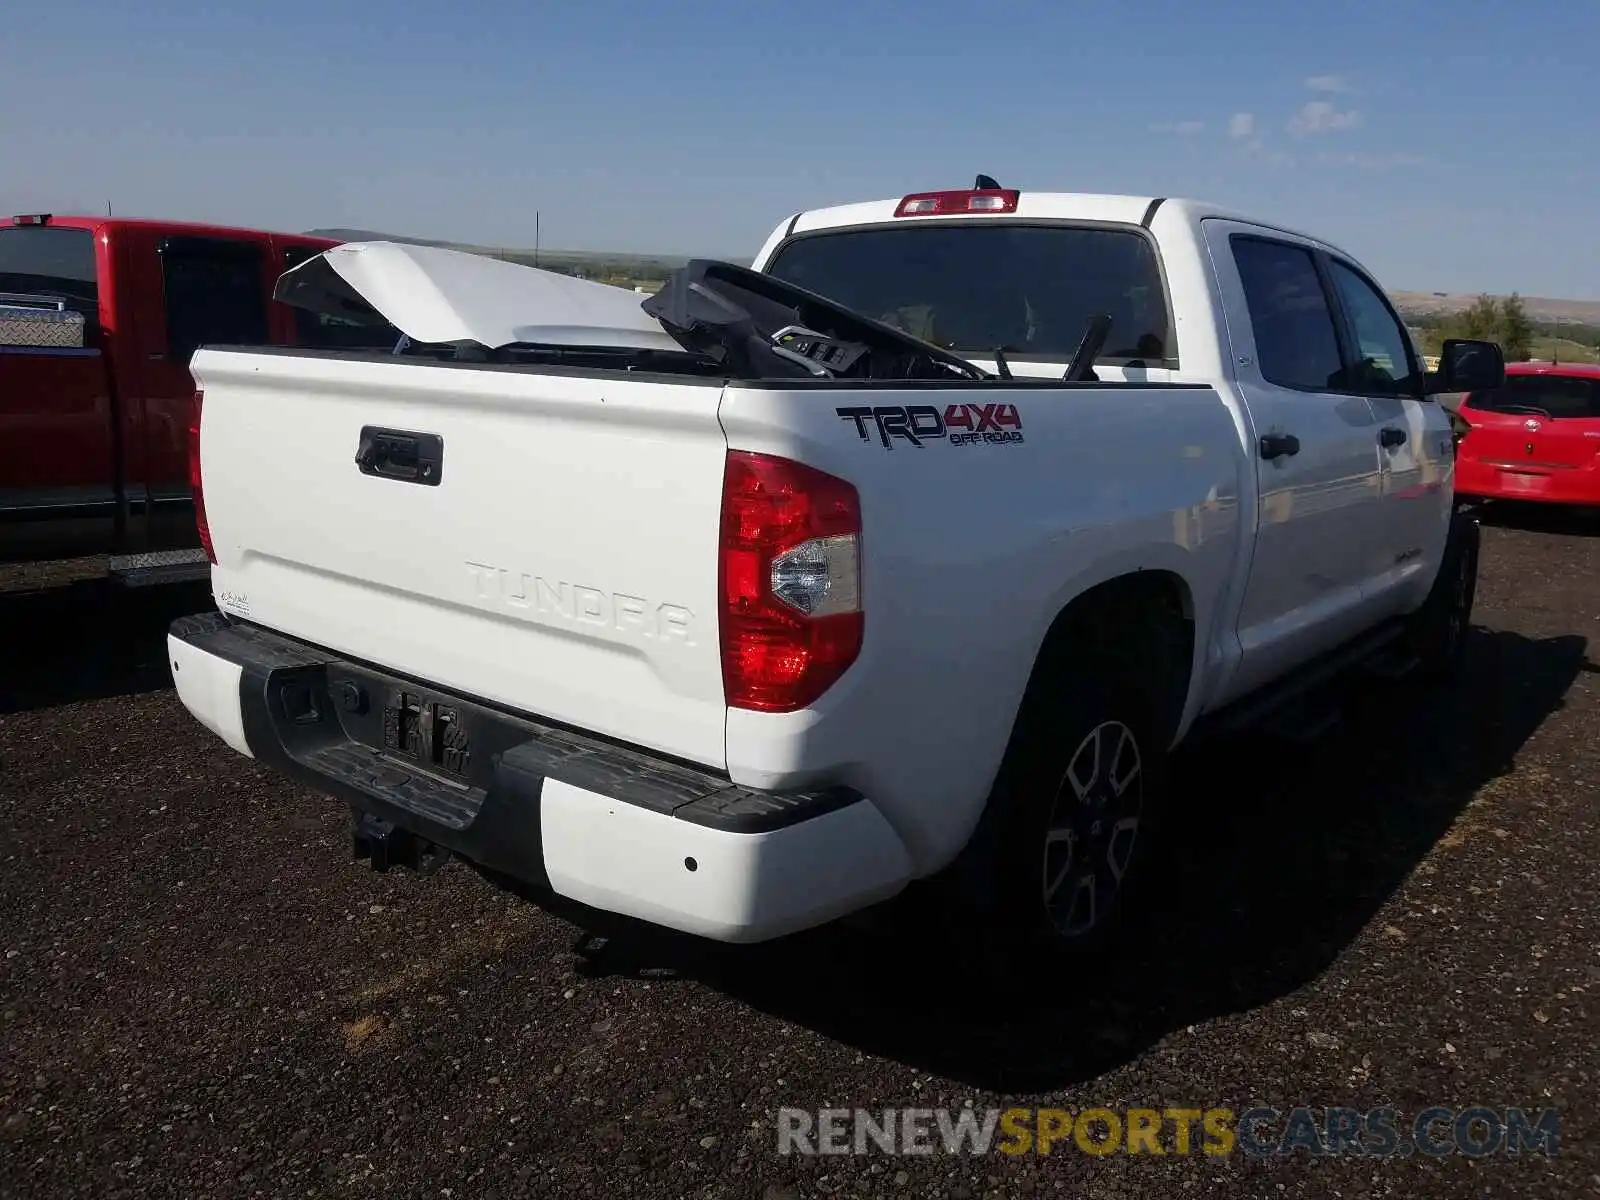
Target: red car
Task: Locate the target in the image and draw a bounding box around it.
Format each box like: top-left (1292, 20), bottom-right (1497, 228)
top-left (1453, 362), bottom-right (1600, 508)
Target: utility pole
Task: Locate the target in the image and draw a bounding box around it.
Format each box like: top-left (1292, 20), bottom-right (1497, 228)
top-left (534, 211), bottom-right (540, 268)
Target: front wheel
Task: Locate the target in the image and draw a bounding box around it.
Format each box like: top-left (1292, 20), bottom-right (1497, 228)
top-left (1407, 511), bottom-right (1481, 684)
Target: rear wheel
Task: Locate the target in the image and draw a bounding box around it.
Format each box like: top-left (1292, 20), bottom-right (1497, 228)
top-left (1039, 717), bottom-right (1147, 942)
top-left (982, 661), bottom-right (1170, 974)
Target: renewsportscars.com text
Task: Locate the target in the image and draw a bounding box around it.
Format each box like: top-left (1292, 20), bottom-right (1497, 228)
top-left (776, 1105), bottom-right (1561, 1159)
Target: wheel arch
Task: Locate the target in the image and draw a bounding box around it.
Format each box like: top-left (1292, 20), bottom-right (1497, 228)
top-left (1023, 568), bottom-right (1198, 749)
top-left (935, 564), bottom-right (1198, 923)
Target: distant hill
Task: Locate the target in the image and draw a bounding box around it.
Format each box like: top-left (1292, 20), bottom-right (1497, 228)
top-left (1390, 290), bottom-right (1600, 326)
top-left (304, 228), bottom-right (732, 283)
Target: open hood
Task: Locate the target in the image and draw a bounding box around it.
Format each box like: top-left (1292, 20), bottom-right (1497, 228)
top-left (273, 240), bottom-right (684, 353)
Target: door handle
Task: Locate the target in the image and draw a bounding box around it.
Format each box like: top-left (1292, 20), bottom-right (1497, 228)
top-left (1379, 426), bottom-right (1407, 449)
top-left (1259, 432), bottom-right (1301, 459)
top-left (355, 426), bottom-right (444, 486)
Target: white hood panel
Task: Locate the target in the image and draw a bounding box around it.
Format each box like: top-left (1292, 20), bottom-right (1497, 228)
top-left (286, 240), bottom-right (684, 353)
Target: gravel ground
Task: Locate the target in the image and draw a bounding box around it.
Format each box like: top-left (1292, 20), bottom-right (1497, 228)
top-left (2, 505), bottom-right (1597, 1200)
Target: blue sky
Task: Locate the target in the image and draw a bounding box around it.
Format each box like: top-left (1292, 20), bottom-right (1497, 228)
top-left (3, 0), bottom-right (1596, 298)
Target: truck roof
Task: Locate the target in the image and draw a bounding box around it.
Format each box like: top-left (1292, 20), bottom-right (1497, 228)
top-left (781, 190), bottom-right (1328, 247)
top-left (8, 213), bottom-right (337, 245)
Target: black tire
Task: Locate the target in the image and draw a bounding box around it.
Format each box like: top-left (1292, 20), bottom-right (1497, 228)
top-left (1407, 510), bottom-right (1480, 684)
top-left (979, 656), bottom-right (1170, 978)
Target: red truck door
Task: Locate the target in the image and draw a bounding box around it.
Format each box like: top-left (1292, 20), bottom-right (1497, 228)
top-left (116, 228), bottom-right (273, 548)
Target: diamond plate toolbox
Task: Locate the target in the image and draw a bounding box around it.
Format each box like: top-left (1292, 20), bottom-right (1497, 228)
top-left (0, 297), bottom-right (86, 348)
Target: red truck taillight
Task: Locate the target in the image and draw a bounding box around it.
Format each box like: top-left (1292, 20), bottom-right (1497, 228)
top-left (894, 188), bottom-right (1020, 217)
top-left (718, 450), bottom-right (863, 713)
top-left (189, 389), bottom-right (215, 564)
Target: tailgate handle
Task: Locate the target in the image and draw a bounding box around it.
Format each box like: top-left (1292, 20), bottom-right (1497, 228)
top-left (355, 427), bottom-right (443, 486)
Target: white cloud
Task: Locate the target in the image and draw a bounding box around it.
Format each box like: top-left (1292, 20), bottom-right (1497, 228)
top-left (1304, 74), bottom-right (1353, 93)
top-left (1228, 112), bottom-right (1256, 140)
top-left (1289, 100), bottom-right (1363, 135)
top-left (1316, 151), bottom-right (1429, 169)
top-left (1239, 137), bottom-right (1294, 167)
top-left (1149, 120), bottom-right (1206, 135)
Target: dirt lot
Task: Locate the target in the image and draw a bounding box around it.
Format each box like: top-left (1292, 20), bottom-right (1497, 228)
top-left (2, 507), bottom-right (1596, 1200)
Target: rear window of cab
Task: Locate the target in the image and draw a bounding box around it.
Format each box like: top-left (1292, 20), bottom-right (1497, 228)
top-left (764, 223), bottom-right (1174, 366)
top-left (0, 225), bottom-right (98, 319)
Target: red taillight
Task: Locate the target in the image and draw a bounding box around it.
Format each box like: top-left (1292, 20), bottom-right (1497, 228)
top-left (189, 389), bottom-right (215, 564)
top-left (894, 189), bottom-right (1020, 218)
top-left (718, 450), bottom-right (863, 713)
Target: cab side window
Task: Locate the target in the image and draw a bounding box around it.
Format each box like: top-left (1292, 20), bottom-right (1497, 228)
top-left (160, 237), bottom-right (269, 362)
top-left (1231, 236), bottom-right (1345, 393)
top-left (1327, 259), bottom-right (1420, 397)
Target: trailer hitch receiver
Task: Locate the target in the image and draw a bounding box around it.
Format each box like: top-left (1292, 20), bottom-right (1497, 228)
top-left (350, 810), bottom-right (450, 876)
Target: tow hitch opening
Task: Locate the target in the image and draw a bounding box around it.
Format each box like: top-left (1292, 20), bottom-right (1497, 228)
top-left (350, 810), bottom-right (450, 875)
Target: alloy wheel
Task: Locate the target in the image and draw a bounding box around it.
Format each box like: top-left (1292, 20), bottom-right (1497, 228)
top-left (1041, 720), bottom-right (1144, 939)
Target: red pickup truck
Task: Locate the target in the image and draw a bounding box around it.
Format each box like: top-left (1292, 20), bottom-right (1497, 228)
top-left (0, 213), bottom-right (397, 584)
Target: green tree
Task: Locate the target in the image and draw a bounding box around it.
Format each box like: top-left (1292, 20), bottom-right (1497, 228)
top-left (1430, 293), bottom-right (1534, 363)
top-left (1454, 294), bottom-right (1502, 342)
top-left (1496, 292), bottom-right (1533, 362)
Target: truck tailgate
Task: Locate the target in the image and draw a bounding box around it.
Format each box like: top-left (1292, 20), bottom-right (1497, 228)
top-left (191, 348), bottom-right (731, 770)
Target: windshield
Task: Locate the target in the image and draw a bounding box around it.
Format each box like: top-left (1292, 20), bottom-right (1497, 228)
top-left (0, 226), bottom-right (98, 317)
top-left (1469, 374), bottom-right (1600, 419)
top-left (763, 223), bottom-right (1174, 364)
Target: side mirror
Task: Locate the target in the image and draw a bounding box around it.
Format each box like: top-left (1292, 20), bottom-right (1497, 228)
top-left (1425, 338), bottom-right (1505, 395)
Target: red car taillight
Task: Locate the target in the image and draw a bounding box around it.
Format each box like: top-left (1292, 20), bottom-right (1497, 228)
top-left (718, 450), bottom-right (863, 713)
top-left (189, 389), bottom-right (215, 564)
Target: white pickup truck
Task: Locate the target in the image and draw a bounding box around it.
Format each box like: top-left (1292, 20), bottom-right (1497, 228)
top-left (167, 182), bottom-right (1505, 968)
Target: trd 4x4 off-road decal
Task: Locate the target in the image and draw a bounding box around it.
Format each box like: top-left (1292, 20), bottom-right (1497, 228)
top-left (836, 403), bottom-right (1024, 449)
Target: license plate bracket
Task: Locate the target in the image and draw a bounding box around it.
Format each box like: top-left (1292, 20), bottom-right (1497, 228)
top-left (381, 687), bottom-right (472, 779)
